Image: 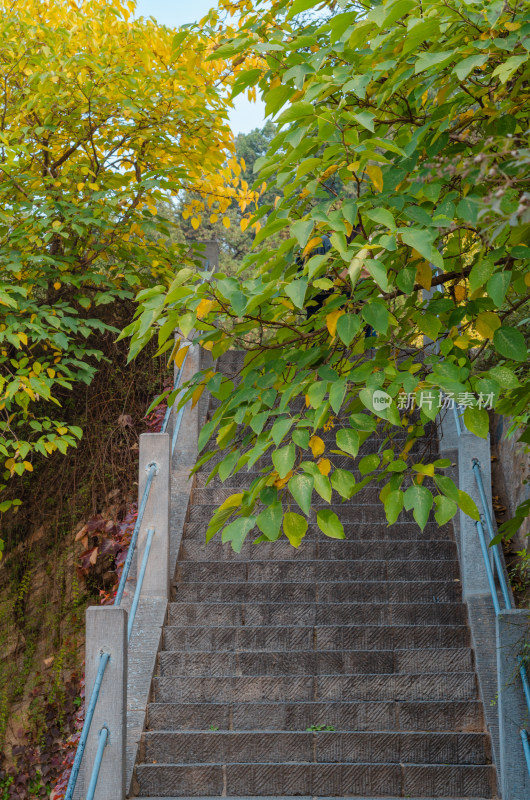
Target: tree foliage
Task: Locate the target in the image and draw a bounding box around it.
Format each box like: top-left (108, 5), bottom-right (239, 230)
top-left (128, 0), bottom-right (530, 549)
top-left (0, 0), bottom-right (254, 533)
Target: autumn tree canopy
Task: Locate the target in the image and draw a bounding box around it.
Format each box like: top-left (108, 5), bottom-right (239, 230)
top-left (127, 0), bottom-right (530, 550)
top-left (0, 0), bottom-right (255, 538)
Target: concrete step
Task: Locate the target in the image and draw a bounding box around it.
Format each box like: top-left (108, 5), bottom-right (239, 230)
top-left (194, 469), bottom-right (421, 489)
top-left (192, 486), bottom-right (401, 506)
top-left (178, 540), bottom-right (457, 563)
top-left (166, 601), bottom-right (467, 628)
top-left (173, 579), bottom-right (462, 604)
top-left (134, 761), bottom-right (496, 797)
top-left (196, 446), bottom-right (434, 473)
top-left (136, 796), bottom-right (493, 800)
top-left (146, 699), bottom-right (485, 733)
top-left (182, 520), bottom-right (454, 542)
top-left (140, 730), bottom-right (491, 766)
top-left (157, 648), bottom-right (473, 677)
top-left (153, 672), bottom-right (478, 703)
top-left (162, 624), bottom-right (470, 653)
top-left (187, 503), bottom-right (439, 526)
top-left (174, 559), bottom-right (460, 584)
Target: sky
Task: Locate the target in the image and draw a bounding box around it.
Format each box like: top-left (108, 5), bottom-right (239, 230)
top-left (134, 0), bottom-right (266, 135)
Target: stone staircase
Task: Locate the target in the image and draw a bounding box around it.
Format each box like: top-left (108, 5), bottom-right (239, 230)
top-left (133, 352), bottom-right (497, 799)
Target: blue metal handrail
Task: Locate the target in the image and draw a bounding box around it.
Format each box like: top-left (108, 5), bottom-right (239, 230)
top-left (451, 415), bottom-right (530, 778)
top-left (65, 652), bottom-right (110, 800)
top-left (127, 527), bottom-right (155, 641)
top-left (114, 461), bottom-right (157, 606)
top-left (472, 458), bottom-right (512, 609)
top-left (85, 726), bottom-right (109, 800)
top-left (522, 729), bottom-right (530, 777)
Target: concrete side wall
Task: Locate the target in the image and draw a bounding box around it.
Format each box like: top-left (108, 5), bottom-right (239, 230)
top-left (439, 411), bottom-right (530, 799)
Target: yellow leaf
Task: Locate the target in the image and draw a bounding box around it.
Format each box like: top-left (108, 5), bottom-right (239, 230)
top-left (52, 220), bottom-right (61, 229)
top-left (47, 368), bottom-right (55, 378)
top-left (309, 435), bottom-right (325, 458)
top-left (5, 458), bottom-right (15, 470)
top-left (505, 21), bottom-right (521, 30)
top-left (303, 236), bottom-right (323, 257)
top-left (240, 217), bottom-right (249, 232)
top-left (222, 216), bottom-right (231, 229)
top-left (191, 217), bottom-right (200, 230)
top-left (191, 384), bottom-right (205, 408)
top-left (525, 273), bottom-right (530, 287)
top-left (174, 344), bottom-right (190, 369)
top-left (454, 284), bottom-right (466, 302)
top-left (415, 262), bottom-right (432, 291)
top-left (196, 299), bottom-right (213, 319)
top-left (210, 214), bottom-right (218, 224)
top-left (56, 426), bottom-right (68, 434)
top-left (23, 461), bottom-right (33, 472)
top-left (317, 458), bottom-right (331, 476)
top-left (53, 282), bottom-right (61, 290)
top-left (18, 332), bottom-right (28, 346)
top-left (365, 164), bottom-right (383, 192)
top-left (77, 182), bottom-right (84, 191)
top-left (454, 334), bottom-right (469, 349)
top-left (202, 340), bottom-right (214, 352)
top-left (475, 312), bottom-right (501, 339)
top-left (326, 309), bottom-right (344, 337)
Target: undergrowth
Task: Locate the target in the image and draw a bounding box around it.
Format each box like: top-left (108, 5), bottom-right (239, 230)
top-left (0, 299), bottom-right (169, 797)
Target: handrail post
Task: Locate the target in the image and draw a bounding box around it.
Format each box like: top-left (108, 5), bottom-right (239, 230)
top-left (457, 431), bottom-right (495, 600)
top-left (137, 432), bottom-right (170, 599)
top-left (83, 606), bottom-right (127, 800)
top-left (496, 609), bottom-right (530, 800)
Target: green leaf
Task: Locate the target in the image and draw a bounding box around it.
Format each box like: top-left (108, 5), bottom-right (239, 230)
top-left (383, 489), bottom-right (403, 524)
top-left (434, 474), bottom-right (460, 502)
top-left (336, 428), bottom-right (359, 457)
top-left (289, 473), bottom-right (314, 515)
top-left (291, 220), bottom-right (314, 248)
top-left (434, 495), bottom-right (457, 526)
top-left (307, 380), bottom-right (328, 408)
top-left (285, 277), bottom-right (308, 309)
top-left (488, 365), bottom-right (520, 389)
top-left (401, 228), bottom-right (435, 261)
top-left (272, 443), bottom-right (296, 478)
top-left (293, 429), bottom-right (310, 449)
top-left (221, 516), bottom-right (256, 553)
top-left (256, 501), bottom-right (283, 541)
top-left (468, 259), bottom-right (494, 293)
top-left (330, 468), bottom-right (356, 499)
top-left (336, 314), bottom-right (361, 345)
top-left (364, 259), bottom-right (389, 292)
top-left (286, 0), bottom-right (321, 20)
top-left (354, 111), bottom-right (375, 132)
top-left (218, 449), bottom-right (240, 482)
top-left (276, 101), bottom-right (314, 124)
top-left (316, 509), bottom-right (345, 539)
top-left (458, 490), bottom-right (480, 521)
top-left (283, 511), bottom-right (308, 547)
top-left (271, 417), bottom-right (294, 446)
top-left (404, 484), bottom-right (433, 530)
top-left (492, 54), bottom-right (528, 84)
top-left (463, 406), bottom-right (489, 439)
top-left (314, 473), bottom-right (332, 503)
top-left (359, 453), bottom-right (380, 475)
top-left (493, 326), bottom-right (527, 362)
top-left (198, 418), bottom-right (216, 452)
top-left (365, 207), bottom-right (396, 231)
top-left (453, 54), bottom-right (488, 81)
top-left (329, 379), bottom-right (347, 414)
top-left (361, 302), bottom-right (389, 334)
top-left (487, 272), bottom-right (511, 306)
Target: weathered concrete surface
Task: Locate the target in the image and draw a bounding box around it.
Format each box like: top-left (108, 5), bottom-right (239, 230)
top-left (497, 608), bottom-right (530, 800)
top-left (85, 606), bottom-right (127, 800)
